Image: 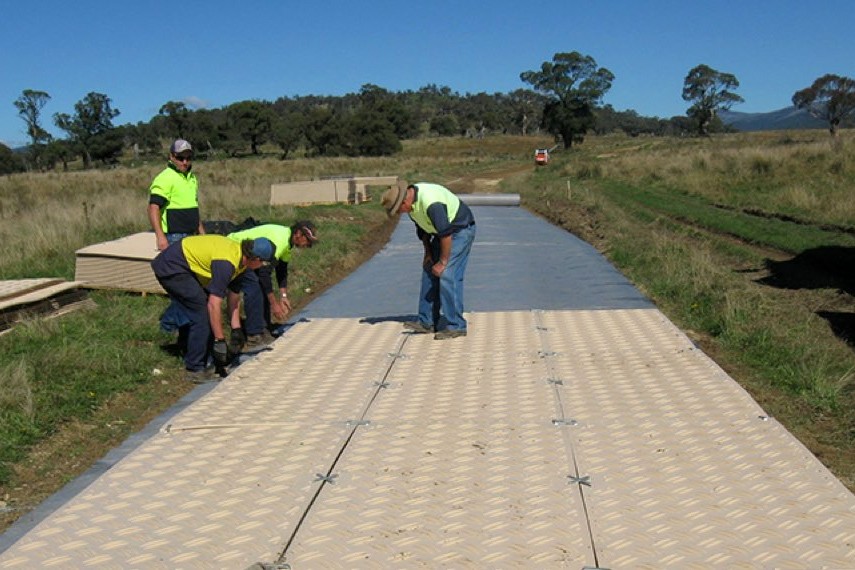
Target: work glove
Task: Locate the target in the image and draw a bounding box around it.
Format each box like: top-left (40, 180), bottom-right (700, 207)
top-left (212, 339), bottom-right (229, 367)
top-left (229, 327), bottom-right (247, 354)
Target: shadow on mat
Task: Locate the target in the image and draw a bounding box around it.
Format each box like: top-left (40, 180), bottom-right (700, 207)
top-left (359, 315), bottom-right (417, 325)
top-left (273, 317), bottom-right (311, 336)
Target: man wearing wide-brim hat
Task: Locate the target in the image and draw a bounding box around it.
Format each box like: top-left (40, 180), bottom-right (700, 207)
top-left (381, 181), bottom-right (476, 340)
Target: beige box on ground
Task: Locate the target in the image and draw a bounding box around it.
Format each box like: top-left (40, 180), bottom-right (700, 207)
top-left (270, 180), bottom-right (340, 205)
top-left (270, 176), bottom-right (400, 205)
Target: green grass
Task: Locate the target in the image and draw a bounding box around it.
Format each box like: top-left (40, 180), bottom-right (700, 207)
top-left (0, 292), bottom-right (166, 481)
top-left (595, 179), bottom-right (855, 253)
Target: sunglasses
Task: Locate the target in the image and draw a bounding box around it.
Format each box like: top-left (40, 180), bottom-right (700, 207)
top-left (174, 155), bottom-right (193, 162)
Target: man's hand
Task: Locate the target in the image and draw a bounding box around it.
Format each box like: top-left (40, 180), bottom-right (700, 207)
top-left (431, 259), bottom-right (448, 277)
top-left (212, 340), bottom-right (229, 367)
top-left (156, 235), bottom-right (169, 251)
top-left (271, 299), bottom-right (289, 321)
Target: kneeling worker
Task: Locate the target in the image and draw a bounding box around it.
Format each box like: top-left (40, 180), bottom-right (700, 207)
top-left (227, 221), bottom-right (318, 349)
top-left (151, 234), bottom-right (276, 383)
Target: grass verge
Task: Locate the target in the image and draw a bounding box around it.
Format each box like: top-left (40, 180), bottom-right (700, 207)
top-left (509, 130), bottom-right (855, 490)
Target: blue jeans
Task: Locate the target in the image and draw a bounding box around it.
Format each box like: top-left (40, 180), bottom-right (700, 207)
top-left (418, 224), bottom-right (476, 331)
top-left (240, 269), bottom-right (269, 335)
top-left (165, 232), bottom-right (191, 244)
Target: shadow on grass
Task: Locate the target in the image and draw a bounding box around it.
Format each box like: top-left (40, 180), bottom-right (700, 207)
top-left (159, 341), bottom-right (184, 358)
top-left (816, 311), bottom-right (855, 348)
top-left (757, 246), bottom-right (855, 347)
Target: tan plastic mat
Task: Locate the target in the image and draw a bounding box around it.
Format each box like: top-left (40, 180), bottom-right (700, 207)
top-left (0, 279), bottom-right (67, 306)
top-left (1, 310), bottom-right (853, 569)
top-left (74, 232), bottom-right (164, 294)
top-left (0, 279), bottom-right (92, 335)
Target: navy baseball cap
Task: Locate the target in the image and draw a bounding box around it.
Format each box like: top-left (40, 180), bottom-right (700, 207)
top-left (250, 237), bottom-right (276, 262)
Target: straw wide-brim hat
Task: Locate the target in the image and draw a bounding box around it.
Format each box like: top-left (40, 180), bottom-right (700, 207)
top-left (381, 181), bottom-right (408, 217)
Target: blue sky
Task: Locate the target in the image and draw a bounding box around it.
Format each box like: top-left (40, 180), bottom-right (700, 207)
top-left (2, 1), bottom-right (852, 147)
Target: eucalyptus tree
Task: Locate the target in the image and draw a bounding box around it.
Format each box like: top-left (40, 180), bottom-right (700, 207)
top-left (792, 74), bottom-right (855, 137)
top-left (507, 88), bottom-right (544, 136)
top-left (53, 92), bottom-right (121, 168)
top-left (358, 84), bottom-right (418, 139)
top-left (269, 98), bottom-right (305, 159)
top-left (681, 64), bottom-right (743, 136)
top-left (410, 84), bottom-right (459, 131)
top-left (302, 106), bottom-right (338, 156)
top-left (225, 100), bottom-right (275, 155)
top-left (0, 142), bottom-right (24, 175)
top-left (13, 89), bottom-right (52, 169)
top-left (520, 51), bottom-right (614, 147)
top-left (158, 101), bottom-right (191, 139)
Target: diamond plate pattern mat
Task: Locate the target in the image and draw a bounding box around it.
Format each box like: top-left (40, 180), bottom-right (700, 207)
top-left (285, 311), bottom-right (591, 567)
top-left (535, 309), bottom-right (855, 569)
top-left (1, 311), bottom-right (854, 569)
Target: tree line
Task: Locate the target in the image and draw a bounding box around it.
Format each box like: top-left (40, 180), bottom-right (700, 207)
top-left (4, 52), bottom-right (854, 175)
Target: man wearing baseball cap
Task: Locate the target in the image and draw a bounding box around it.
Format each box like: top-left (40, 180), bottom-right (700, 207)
top-left (147, 139), bottom-right (205, 252)
top-left (151, 235), bottom-right (276, 383)
top-left (381, 181), bottom-right (476, 340)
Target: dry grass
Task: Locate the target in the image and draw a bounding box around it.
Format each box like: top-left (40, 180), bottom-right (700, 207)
top-left (0, 359), bottom-right (34, 419)
top-left (0, 135), bottom-right (550, 280)
top-left (577, 131), bottom-right (855, 225)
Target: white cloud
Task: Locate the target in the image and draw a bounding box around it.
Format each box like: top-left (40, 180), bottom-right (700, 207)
top-left (183, 96), bottom-right (209, 110)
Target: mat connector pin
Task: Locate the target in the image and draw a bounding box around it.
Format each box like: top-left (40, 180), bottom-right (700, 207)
top-left (567, 474), bottom-right (592, 487)
top-left (552, 418), bottom-right (578, 427)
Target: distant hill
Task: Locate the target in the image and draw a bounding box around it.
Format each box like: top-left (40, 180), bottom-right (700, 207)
top-left (719, 106), bottom-right (827, 132)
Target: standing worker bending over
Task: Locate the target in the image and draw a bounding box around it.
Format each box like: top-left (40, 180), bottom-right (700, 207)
top-left (151, 235), bottom-right (276, 383)
top-left (227, 221), bottom-right (318, 349)
top-left (381, 182), bottom-right (476, 340)
top-left (148, 139), bottom-right (205, 251)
